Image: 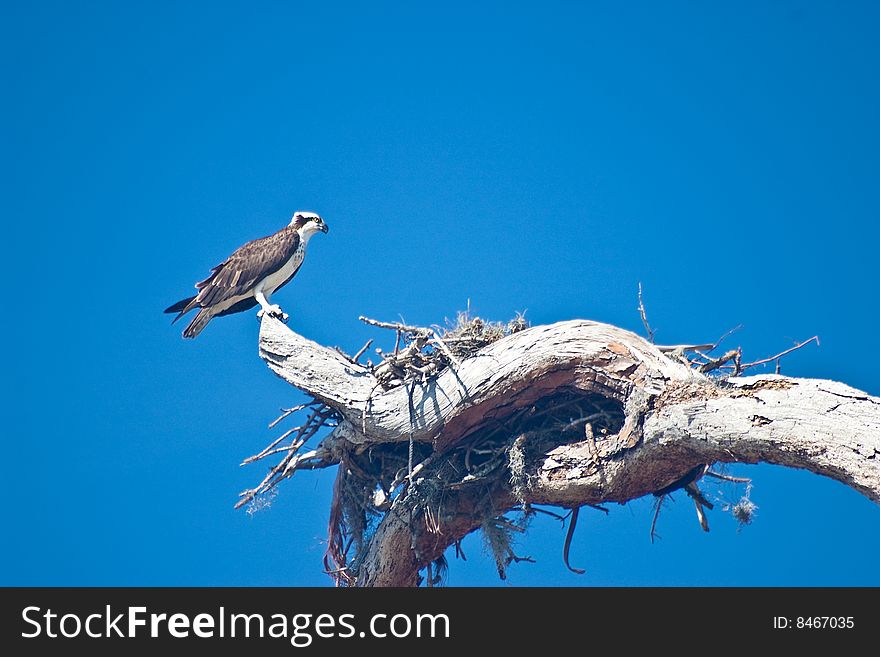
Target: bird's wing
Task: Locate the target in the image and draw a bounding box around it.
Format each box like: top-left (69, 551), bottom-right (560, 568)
top-left (194, 227), bottom-right (300, 309)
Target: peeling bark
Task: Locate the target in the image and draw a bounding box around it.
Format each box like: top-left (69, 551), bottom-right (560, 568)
top-left (257, 316), bottom-right (880, 587)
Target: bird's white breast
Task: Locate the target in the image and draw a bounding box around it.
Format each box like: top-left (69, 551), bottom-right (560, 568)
top-left (261, 241), bottom-right (305, 296)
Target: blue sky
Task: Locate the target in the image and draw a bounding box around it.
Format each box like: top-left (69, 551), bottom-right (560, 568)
top-left (3, 1), bottom-right (879, 585)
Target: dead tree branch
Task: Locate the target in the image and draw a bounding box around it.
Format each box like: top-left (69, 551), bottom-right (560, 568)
top-left (740, 336), bottom-right (820, 371)
top-left (637, 282), bottom-right (655, 343)
top-left (253, 315), bottom-right (880, 586)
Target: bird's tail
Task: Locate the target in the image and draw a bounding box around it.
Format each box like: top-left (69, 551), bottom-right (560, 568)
top-left (164, 295), bottom-right (197, 324)
top-left (183, 308), bottom-right (214, 339)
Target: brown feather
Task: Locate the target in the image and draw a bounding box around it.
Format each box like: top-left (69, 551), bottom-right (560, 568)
top-left (166, 221), bottom-right (306, 338)
top-left (193, 226), bottom-right (301, 310)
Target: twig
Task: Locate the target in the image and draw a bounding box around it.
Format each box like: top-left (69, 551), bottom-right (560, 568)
top-left (520, 505), bottom-right (570, 523)
top-left (235, 447), bottom-right (326, 510)
top-left (683, 481), bottom-right (713, 533)
top-left (691, 349), bottom-right (714, 362)
top-left (657, 343), bottom-right (717, 354)
top-left (240, 427), bottom-right (297, 465)
top-left (429, 331), bottom-right (461, 367)
top-left (650, 495), bottom-right (666, 544)
top-left (236, 404), bottom-right (337, 509)
top-left (268, 403), bottom-right (311, 429)
top-left (353, 339), bottom-right (373, 363)
top-left (362, 380), bottom-right (383, 434)
top-left (508, 553), bottom-right (535, 564)
top-left (705, 470), bottom-right (751, 484)
top-left (248, 442), bottom-right (306, 460)
top-left (698, 348), bottom-right (742, 375)
top-left (692, 497), bottom-right (710, 532)
top-left (359, 316), bottom-right (426, 334)
top-left (563, 506), bottom-right (586, 574)
top-left (584, 422), bottom-right (599, 464)
top-left (655, 326), bottom-right (742, 356)
top-left (740, 336), bottom-right (819, 371)
top-left (711, 324), bottom-right (743, 352)
top-left (407, 380), bottom-right (416, 480)
top-left (637, 283), bottom-right (656, 344)
top-left (493, 516), bottom-right (527, 533)
top-left (559, 412), bottom-right (605, 433)
top-left (323, 566), bottom-right (350, 575)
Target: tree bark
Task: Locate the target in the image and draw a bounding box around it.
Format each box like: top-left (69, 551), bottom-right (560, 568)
top-left (257, 316), bottom-right (880, 587)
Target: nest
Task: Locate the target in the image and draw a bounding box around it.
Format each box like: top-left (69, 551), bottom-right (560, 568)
top-left (326, 383), bottom-right (626, 585)
top-left (243, 299), bottom-right (770, 585)
top-left (237, 310), bottom-right (633, 585)
top-left (359, 310), bottom-right (529, 390)
top-left (441, 310), bottom-right (529, 359)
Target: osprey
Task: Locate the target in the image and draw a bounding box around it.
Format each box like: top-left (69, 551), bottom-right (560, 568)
top-left (165, 211), bottom-right (329, 338)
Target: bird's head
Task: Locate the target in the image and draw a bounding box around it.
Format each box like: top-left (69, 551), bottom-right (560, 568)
top-left (290, 211), bottom-right (329, 238)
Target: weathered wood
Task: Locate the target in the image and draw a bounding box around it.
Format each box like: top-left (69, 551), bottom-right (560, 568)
top-left (526, 375), bottom-right (880, 505)
top-left (257, 315), bottom-right (880, 587)
top-left (259, 318), bottom-right (374, 407)
top-left (353, 376), bottom-right (880, 586)
top-left (260, 317), bottom-right (700, 447)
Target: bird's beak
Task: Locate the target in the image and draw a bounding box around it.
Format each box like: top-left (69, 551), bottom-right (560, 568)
top-left (321, 223), bottom-right (329, 234)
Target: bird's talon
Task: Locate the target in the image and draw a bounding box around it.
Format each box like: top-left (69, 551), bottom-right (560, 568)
top-left (258, 304), bottom-right (286, 320)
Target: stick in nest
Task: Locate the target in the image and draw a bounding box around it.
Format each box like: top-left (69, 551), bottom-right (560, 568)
top-left (563, 507), bottom-right (586, 574)
top-left (360, 315), bottom-right (461, 367)
top-left (637, 282), bottom-right (656, 344)
top-left (740, 336), bottom-right (819, 372)
top-left (236, 402), bottom-right (337, 509)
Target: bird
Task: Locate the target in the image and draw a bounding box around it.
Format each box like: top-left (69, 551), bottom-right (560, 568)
top-left (165, 211), bottom-right (329, 338)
